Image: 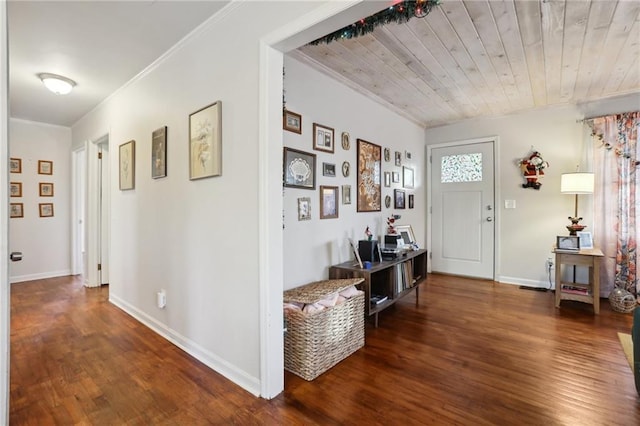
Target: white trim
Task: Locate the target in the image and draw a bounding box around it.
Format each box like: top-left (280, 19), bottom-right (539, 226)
top-left (109, 294), bottom-right (261, 396)
top-left (498, 276), bottom-right (553, 290)
top-left (10, 270), bottom-right (73, 284)
top-left (426, 136), bottom-right (500, 279)
top-left (9, 117), bottom-right (71, 130)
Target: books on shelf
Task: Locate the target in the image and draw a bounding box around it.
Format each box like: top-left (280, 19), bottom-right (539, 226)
top-left (370, 294), bottom-right (388, 305)
top-left (561, 284), bottom-right (590, 295)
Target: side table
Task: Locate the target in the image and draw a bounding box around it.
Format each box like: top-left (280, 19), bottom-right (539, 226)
top-left (554, 248), bottom-right (604, 314)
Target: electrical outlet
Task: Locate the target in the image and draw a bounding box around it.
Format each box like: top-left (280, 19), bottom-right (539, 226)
top-left (546, 258), bottom-right (554, 269)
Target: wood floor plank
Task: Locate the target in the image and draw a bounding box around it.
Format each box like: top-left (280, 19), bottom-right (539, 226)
top-left (9, 274), bottom-right (640, 424)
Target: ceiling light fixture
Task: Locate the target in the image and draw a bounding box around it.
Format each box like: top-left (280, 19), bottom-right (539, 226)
top-left (37, 73), bottom-right (76, 95)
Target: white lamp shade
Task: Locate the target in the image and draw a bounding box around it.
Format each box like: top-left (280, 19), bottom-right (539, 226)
top-left (38, 73), bottom-right (76, 95)
top-left (560, 172), bottom-right (594, 194)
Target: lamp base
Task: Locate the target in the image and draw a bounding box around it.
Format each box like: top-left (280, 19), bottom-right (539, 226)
top-left (566, 224), bottom-right (586, 236)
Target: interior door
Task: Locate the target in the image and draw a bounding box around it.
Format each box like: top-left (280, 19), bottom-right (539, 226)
top-left (98, 144), bottom-right (109, 285)
top-left (431, 140), bottom-right (495, 279)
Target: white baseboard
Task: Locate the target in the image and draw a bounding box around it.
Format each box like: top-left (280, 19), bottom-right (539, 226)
top-left (109, 294), bottom-right (261, 397)
top-left (10, 269), bottom-right (72, 283)
top-left (498, 275), bottom-right (554, 290)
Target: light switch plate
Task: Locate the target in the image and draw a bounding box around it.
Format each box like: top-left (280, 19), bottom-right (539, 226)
top-left (504, 200), bottom-right (516, 209)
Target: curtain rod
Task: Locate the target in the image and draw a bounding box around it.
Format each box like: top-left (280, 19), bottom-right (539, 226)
top-left (576, 110), bottom-right (639, 124)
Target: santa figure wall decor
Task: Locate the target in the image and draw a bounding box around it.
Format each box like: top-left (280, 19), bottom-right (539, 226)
top-left (517, 150), bottom-right (549, 190)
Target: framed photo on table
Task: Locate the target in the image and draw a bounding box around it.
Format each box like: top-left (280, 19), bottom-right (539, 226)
top-left (557, 235), bottom-right (579, 251)
top-left (577, 232), bottom-right (593, 249)
top-left (190, 101), bottom-right (222, 180)
top-left (395, 224), bottom-right (416, 246)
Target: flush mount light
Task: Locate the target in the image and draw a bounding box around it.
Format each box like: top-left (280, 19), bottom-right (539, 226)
top-left (37, 73), bottom-right (76, 95)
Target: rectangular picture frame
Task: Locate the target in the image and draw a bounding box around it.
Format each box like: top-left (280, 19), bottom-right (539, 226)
top-left (342, 184), bottom-right (352, 205)
top-left (556, 235), bottom-right (579, 251)
top-left (298, 197), bottom-right (311, 221)
top-left (283, 147), bottom-right (316, 190)
top-left (384, 172), bottom-right (391, 187)
top-left (313, 122), bottom-right (334, 153)
top-left (323, 162), bottom-right (336, 177)
top-left (10, 182), bottom-right (22, 197)
top-left (10, 203), bottom-right (23, 218)
top-left (357, 139), bottom-right (381, 212)
top-left (403, 166), bottom-right (414, 189)
top-left (39, 182), bottom-right (54, 197)
top-left (408, 194), bottom-right (414, 209)
top-left (10, 158), bottom-right (21, 173)
top-left (320, 185), bottom-right (339, 219)
top-left (39, 203), bottom-right (54, 218)
top-left (38, 160), bottom-right (53, 175)
top-left (395, 224), bottom-right (416, 246)
top-left (392, 171), bottom-right (400, 183)
top-left (119, 140), bottom-right (136, 190)
top-left (577, 231), bottom-right (593, 249)
top-left (394, 188), bottom-right (406, 209)
top-left (190, 101), bottom-right (222, 180)
top-left (283, 110), bottom-right (302, 134)
top-left (152, 126), bottom-right (167, 179)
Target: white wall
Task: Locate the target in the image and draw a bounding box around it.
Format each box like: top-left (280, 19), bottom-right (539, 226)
top-left (9, 119), bottom-right (72, 282)
top-left (70, 1), bottom-right (330, 397)
top-left (423, 93), bottom-right (640, 288)
top-left (282, 56), bottom-right (426, 289)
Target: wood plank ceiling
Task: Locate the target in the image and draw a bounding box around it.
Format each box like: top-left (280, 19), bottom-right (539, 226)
top-left (293, 0), bottom-right (640, 128)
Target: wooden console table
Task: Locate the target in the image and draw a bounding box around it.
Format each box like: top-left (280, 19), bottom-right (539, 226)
top-left (554, 248), bottom-right (604, 314)
top-left (329, 249), bottom-right (427, 327)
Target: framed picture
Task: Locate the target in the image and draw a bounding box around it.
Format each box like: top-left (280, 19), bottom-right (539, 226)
top-left (577, 231), bottom-right (593, 249)
top-left (10, 158), bottom-right (21, 173)
top-left (320, 185), bottom-right (339, 219)
top-left (10, 182), bottom-right (22, 197)
top-left (283, 110), bottom-right (302, 134)
top-left (283, 147), bottom-right (316, 189)
top-left (384, 172), bottom-right (391, 187)
top-left (342, 184), bottom-right (352, 205)
top-left (341, 132), bottom-right (350, 150)
top-left (323, 162), bottom-right (336, 177)
top-left (357, 139), bottom-right (381, 212)
top-left (395, 224), bottom-right (416, 246)
top-left (152, 126), bottom-right (167, 179)
top-left (392, 171), bottom-right (400, 183)
top-left (557, 235), bottom-right (579, 251)
top-left (394, 189), bottom-right (406, 209)
top-left (313, 123), bottom-right (334, 153)
top-left (349, 238), bottom-right (363, 268)
top-left (39, 182), bottom-right (54, 197)
top-left (190, 101), bottom-right (222, 180)
top-left (342, 161), bottom-right (350, 177)
top-left (395, 151), bottom-right (402, 166)
top-left (384, 148), bottom-right (390, 162)
top-left (385, 195), bottom-right (391, 208)
top-left (403, 166), bottom-right (414, 189)
top-left (38, 160), bottom-right (53, 175)
top-left (408, 194), bottom-right (414, 209)
top-left (10, 203), bottom-right (23, 218)
top-left (119, 140), bottom-right (136, 190)
top-left (39, 203), bottom-right (54, 218)
top-left (298, 197), bottom-right (311, 221)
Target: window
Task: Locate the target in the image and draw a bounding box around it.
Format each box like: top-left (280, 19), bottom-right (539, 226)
top-left (441, 153), bottom-right (482, 183)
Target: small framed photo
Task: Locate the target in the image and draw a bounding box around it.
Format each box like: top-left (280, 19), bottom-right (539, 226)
top-left (342, 161), bottom-right (350, 177)
top-left (283, 110), bottom-right (302, 134)
top-left (320, 185), bottom-right (339, 219)
top-left (394, 189), bottom-right (406, 209)
top-left (384, 172), bottom-right (391, 187)
top-left (408, 194), bottom-right (414, 209)
top-left (405, 151), bottom-right (412, 159)
top-left (342, 184), bottom-right (351, 205)
top-left (119, 140), bottom-right (136, 190)
top-left (152, 126), bottom-right (167, 179)
top-left (10, 182), bottom-right (22, 197)
top-left (10, 158), bottom-right (21, 173)
top-left (190, 100), bottom-right (222, 180)
top-left (392, 171), bottom-right (400, 183)
top-left (395, 151), bottom-right (402, 166)
top-left (38, 160), bottom-right (53, 175)
top-left (323, 162), bottom-right (336, 177)
top-left (284, 147), bottom-right (316, 189)
top-left (10, 203), bottom-right (23, 218)
top-left (341, 132), bottom-right (350, 150)
top-left (298, 197), bottom-right (311, 221)
top-left (384, 148), bottom-right (390, 162)
top-left (39, 203), bottom-right (54, 218)
top-left (403, 166), bottom-right (414, 189)
top-left (395, 224), bottom-right (416, 246)
top-left (39, 182), bottom-right (54, 197)
top-left (557, 235), bottom-right (579, 251)
top-left (577, 231), bottom-right (593, 249)
top-left (313, 123), bottom-right (334, 153)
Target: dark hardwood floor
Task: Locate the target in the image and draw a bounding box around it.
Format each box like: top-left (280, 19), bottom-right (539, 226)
top-left (10, 274), bottom-right (640, 425)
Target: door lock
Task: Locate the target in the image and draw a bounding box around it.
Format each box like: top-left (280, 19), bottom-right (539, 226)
top-left (486, 217), bottom-right (493, 222)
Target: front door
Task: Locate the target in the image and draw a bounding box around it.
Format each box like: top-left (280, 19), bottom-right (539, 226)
top-left (430, 140), bottom-right (495, 279)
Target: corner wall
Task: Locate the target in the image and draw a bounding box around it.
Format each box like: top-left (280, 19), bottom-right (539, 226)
top-left (9, 119), bottom-right (72, 282)
top-left (283, 55), bottom-right (426, 289)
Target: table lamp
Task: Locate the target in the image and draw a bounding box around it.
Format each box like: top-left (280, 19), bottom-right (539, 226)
top-left (560, 172), bottom-right (594, 235)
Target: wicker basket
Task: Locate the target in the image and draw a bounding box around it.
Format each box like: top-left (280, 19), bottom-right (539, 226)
top-left (609, 287), bottom-right (637, 313)
top-left (283, 278), bottom-right (365, 381)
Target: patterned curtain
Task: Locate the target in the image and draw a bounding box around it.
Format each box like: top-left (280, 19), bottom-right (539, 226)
top-left (591, 112), bottom-right (640, 301)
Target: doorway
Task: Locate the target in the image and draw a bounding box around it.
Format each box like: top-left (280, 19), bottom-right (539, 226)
top-left (428, 138), bottom-right (497, 279)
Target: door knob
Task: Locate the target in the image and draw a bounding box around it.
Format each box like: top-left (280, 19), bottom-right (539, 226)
top-left (10, 252), bottom-right (23, 262)
top-left (486, 217), bottom-right (493, 222)
top-left (487, 205), bottom-right (493, 210)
